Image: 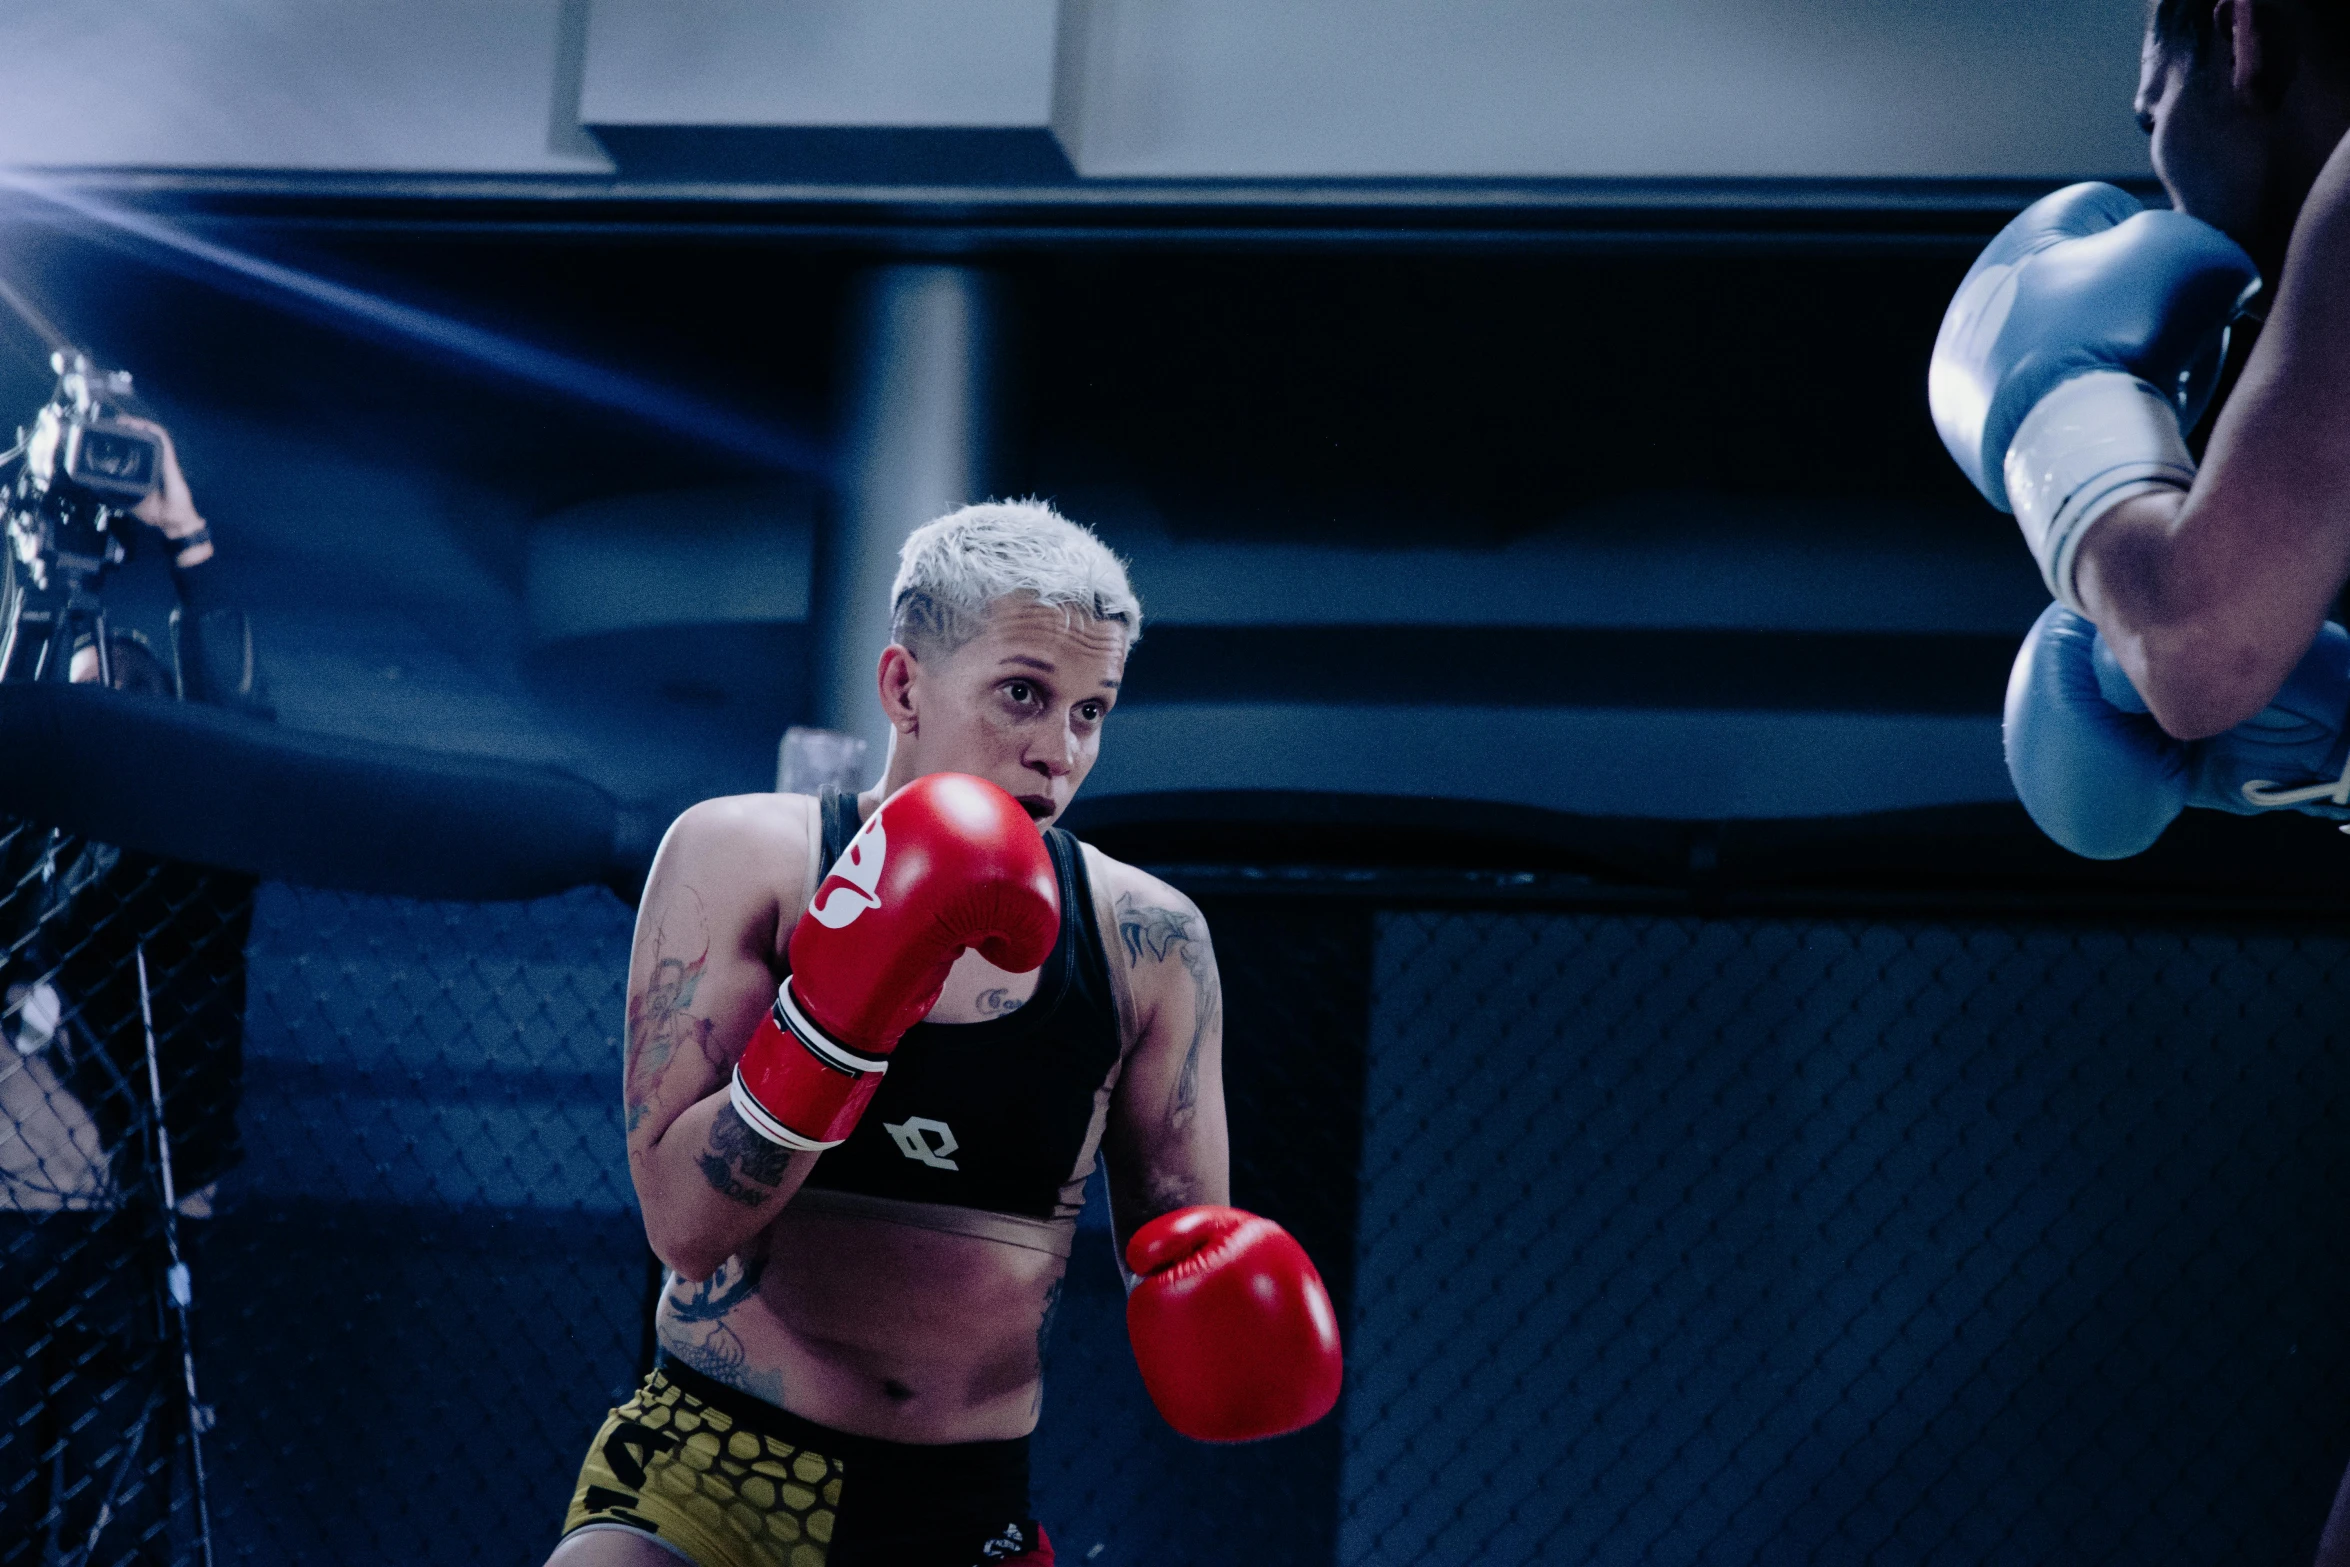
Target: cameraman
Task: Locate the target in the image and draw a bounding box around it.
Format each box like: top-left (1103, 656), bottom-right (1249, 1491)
top-left (0, 420), bottom-right (268, 1567)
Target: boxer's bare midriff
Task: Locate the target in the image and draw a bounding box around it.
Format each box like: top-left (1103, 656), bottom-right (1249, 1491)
top-left (653, 1200), bottom-right (1071, 1445)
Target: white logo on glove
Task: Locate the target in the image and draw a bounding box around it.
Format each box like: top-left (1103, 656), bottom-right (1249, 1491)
top-left (884, 1116), bottom-right (960, 1170)
top-left (808, 812), bottom-right (887, 929)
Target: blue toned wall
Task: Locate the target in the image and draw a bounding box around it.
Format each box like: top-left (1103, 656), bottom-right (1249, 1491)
top-left (1334, 907), bottom-right (2350, 1565)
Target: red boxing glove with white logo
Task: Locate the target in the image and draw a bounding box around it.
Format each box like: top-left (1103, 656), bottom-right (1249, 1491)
top-left (1125, 1205), bottom-right (1344, 1442)
top-left (730, 773), bottom-right (1059, 1151)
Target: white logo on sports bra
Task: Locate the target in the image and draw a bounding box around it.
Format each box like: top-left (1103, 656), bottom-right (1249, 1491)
top-left (884, 1116), bottom-right (960, 1171)
top-left (808, 812), bottom-right (887, 929)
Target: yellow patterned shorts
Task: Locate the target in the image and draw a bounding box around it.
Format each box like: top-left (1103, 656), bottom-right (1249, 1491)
top-left (561, 1364), bottom-right (843, 1567)
top-left (559, 1358), bottom-right (1049, 1567)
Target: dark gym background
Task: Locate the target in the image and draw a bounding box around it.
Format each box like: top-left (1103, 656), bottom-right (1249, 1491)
top-left (56, 807), bottom-right (2350, 1565)
top-left (7, 4), bottom-right (2350, 1563)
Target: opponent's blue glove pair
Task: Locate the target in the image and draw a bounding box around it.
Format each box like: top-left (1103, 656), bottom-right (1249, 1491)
top-left (1930, 180), bottom-right (2350, 857)
top-left (2006, 604), bottom-right (2350, 858)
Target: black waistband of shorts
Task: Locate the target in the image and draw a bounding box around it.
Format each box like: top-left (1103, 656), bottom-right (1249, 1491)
top-left (651, 1350), bottom-right (1031, 1513)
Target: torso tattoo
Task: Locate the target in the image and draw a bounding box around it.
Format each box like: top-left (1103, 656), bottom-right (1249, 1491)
top-left (663, 1251), bottom-right (787, 1405)
top-left (974, 987), bottom-right (1027, 1017)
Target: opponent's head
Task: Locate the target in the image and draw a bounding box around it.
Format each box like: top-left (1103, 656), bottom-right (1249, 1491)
top-left (2139, 0), bottom-right (2350, 264)
top-left (875, 499), bottom-right (1139, 828)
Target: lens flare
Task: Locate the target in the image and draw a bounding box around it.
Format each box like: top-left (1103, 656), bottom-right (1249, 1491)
top-left (0, 169), bottom-right (830, 479)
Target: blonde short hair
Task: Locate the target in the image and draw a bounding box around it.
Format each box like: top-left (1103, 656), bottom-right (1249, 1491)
top-left (890, 499), bottom-right (1141, 658)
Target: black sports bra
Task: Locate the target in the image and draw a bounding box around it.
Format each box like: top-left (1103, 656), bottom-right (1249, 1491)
top-left (791, 791), bottom-right (1125, 1223)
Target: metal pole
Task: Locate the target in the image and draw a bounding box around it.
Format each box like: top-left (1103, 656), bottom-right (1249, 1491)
top-left (811, 264), bottom-right (998, 785)
top-left (134, 943), bottom-right (214, 1567)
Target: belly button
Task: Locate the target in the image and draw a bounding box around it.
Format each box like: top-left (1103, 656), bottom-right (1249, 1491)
top-left (882, 1379), bottom-right (916, 1403)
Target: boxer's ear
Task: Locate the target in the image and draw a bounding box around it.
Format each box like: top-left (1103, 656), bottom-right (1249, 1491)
top-left (878, 643), bottom-right (920, 734)
top-left (2217, 0), bottom-right (2295, 108)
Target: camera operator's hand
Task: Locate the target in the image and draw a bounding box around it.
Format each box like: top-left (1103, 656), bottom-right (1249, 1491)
top-left (120, 417), bottom-right (211, 568)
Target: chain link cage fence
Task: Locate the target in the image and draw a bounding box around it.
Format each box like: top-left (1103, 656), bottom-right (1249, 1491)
top-left (9, 806), bottom-right (2350, 1566)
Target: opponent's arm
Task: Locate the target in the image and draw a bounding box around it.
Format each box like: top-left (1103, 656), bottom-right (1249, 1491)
top-left (625, 797), bottom-right (822, 1282)
top-left (1096, 867), bottom-right (1230, 1270)
top-left (2005, 602), bottom-right (2350, 858)
top-left (2079, 137), bottom-right (2350, 737)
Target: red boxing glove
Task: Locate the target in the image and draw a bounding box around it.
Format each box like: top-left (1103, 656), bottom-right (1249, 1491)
top-left (730, 773), bottom-right (1059, 1150)
top-left (1125, 1205), bottom-right (1343, 1442)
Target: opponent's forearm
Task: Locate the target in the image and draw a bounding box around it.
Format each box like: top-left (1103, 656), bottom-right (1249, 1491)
top-left (1923, 183), bottom-right (2333, 737)
top-left (634, 1089), bottom-right (816, 1281)
top-left (2076, 486), bottom-right (2340, 739)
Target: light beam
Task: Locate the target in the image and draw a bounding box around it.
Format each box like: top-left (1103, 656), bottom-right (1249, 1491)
top-left (0, 169), bottom-right (830, 480)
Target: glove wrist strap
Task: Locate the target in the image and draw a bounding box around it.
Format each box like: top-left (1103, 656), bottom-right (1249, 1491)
top-left (729, 980), bottom-right (890, 1151)
top-left (2004, 370), bottom-right (2196, 613)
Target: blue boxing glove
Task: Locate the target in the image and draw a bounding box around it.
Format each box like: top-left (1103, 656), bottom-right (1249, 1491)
top-left (2006, 602), bottom-right (2350, 859)
top-left (1930, 182), bottom-right (2260, 611)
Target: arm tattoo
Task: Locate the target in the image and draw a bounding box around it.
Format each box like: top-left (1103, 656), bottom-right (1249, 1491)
top-left (1115, 892), bottom-right (1221, 1135)
top-left (695, 1106), bottom-right (795, 1207)
top-left (625, 921), bottom-right (718, 1134)
top-left (1144, 1173), bottom-right (1207, 1223)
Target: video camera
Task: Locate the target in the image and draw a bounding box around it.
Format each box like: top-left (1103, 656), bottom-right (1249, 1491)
top-left (0, 351), bottom-right (163, 682)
